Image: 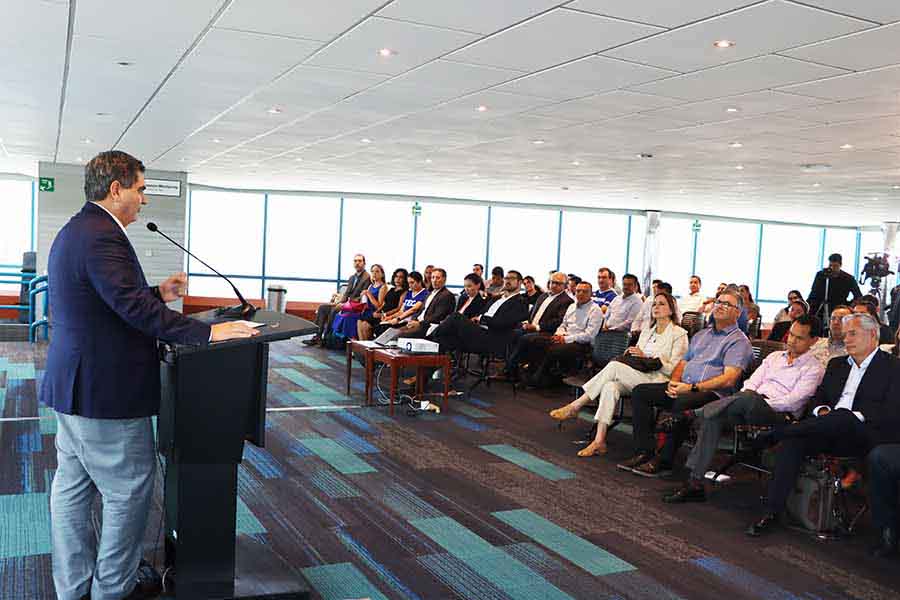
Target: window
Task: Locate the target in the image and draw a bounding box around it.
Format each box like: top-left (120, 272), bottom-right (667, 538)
top-left (656, 216), bottom-right (695, 296)
top-left (264, 279), bottom-right (337, 304)
top-left (0, 179), bottom-right (33, 292)
top-left (822, 228), bottom-right (857, 270)
top-left (341, 197), bottom-right (414, 278)
top-left (757, 224), bottom-right (820, 302)
top-left (415, 201), bottom-right (488, 285)
top-left (187, 275), bottom-right (264, 300)
top-left (189, 190), bottom-right (265, 276)
top-left (627, 214), bottom-right (645, 276)
top-left (559, 211), bottom-right (628, 288)
top-left (488, 206), bottom-right (558, 284)
top-left (694, 220), bottom-right (759, 301)
top-left (265, 194), bottom-right (340, 281)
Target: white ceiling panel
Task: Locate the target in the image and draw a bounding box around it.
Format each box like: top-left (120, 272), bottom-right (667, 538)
top-left (632, 55), bottom-right (848, 101)
top-left (420, 91), bottom-right (553, 124)
top-left (532, 90), bottom-right (682, 121)
top-left (447, 8), bottom-right (662, 72)
top-left (777, 63), bottom-right (900, 101)
top-left (305, 17), bottom-right (478, 75)
top-left (667, 114), bottom-right (818, 141)
top-left (495, 55), bottom-right (676, 100)
top-left (218, 0), bottom-right (387, 41)
top-left (774, 93), bottom-right (900, 124)
top-left (646, 90), bottom-right (828, 124)
top-left (566, 0), bottom-right (757, 28)
top-left (377, 0), bottom-right (565, 35)
top-left (795, 1), bottom-right (900, 24)
top-left (780, 22), bottom-right (900, 71)
top-left (604, 1), bottom-right (871, 73)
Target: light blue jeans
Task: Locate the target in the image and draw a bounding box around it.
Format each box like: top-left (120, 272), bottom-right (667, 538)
top-left (50, 412), bottom-right (155, 600)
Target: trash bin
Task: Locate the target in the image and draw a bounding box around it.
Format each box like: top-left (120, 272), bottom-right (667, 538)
top-left (266, 285), bottom-right (287, 313)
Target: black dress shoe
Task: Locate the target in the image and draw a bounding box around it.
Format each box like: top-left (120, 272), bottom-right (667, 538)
top-left (616, 452), bottom-right (651, 471)
top-left (870, 527), bottom-right (899, 558)
top-left (123, 560), bottom-right (162, 600)
top-left (301, 336), bottom-right (320, 346)
top-left (746, 512), bottom-right (781, 537)
top-left (663, 482), bottom-right (707, 503)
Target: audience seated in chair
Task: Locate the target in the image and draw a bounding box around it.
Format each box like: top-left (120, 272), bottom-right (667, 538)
top-left (701, 282), bottom-right (728, 314)
top-left (630, 280), bottom-right (663, 336)
top-left (566, 274), bottom-right (582, 300)
top-left (429, 270), bottom-right (529, 357)
top-left (455, 273), bottom-right (488, 319)
top-left (809, 304), bottom-right (851, 367)
top-left (485, 266), bottom-right (505, 296)
top-left (550, 291), bottom-right (688, 456)
top-left (333, 263), bottom-right (387, 340)
top-left (603, 273), bottom-right (643, 332)
top-left (868, 443), bottom-right (900, 557)
top-left (852, 298), bottom-right (895, 345)
top-left (522, 275), bottom-right (544, 309)
top-left (504, 272), bottom-right (572, 381)
top-left (663, 315), bottom-right (824, 504)
top-left (393, 268), bottom-right (455, 339)
top-left (708, 284), bottom-right (750, 334)
top-left (592, 267), bottom-right (618, 314)
top-left (679, 275), bottom-right (705, 314)
top-left (359, 268), bottom-right (407, 340)
top-left (747, 313), bottom-right (900, 537)
top-left (305, 253), bottom-right (371, 346)
top-left (774, 290), bottom-right (804, 323)
top-left (618, 288), bottom-right (753, 477)
top-left (768, 299), bottom-right (808, 342)
top-left (382, 271), bottom-right (428, 326)
top-left (520, 281), bottom-right (603, 388)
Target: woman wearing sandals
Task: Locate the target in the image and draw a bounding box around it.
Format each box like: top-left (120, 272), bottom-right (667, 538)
top-left (549, 291), bottom-right (688, 456)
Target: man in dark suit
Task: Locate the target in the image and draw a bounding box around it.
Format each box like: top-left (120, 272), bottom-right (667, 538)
top-left (431, 270), bottom-right (529, 357)
top-left (396, 267), bottom-right (455, 338)
top-left (868, 443), bottom-right (900, 557)
top-left (503, 271), bottom-right (572, 379)
top-left (807, 253), bottom-right (862, 324)
top-left (747, 312), bottom-right (900, 536)
top-left (304, 253), bottom-right (371, 346)
top-left (42, 151), bottom-right (259, 600)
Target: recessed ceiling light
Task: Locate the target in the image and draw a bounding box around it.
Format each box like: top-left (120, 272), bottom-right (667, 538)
top-left (476, 105), bottom-right (488, 112)
top-left (737, 181), bottom-right (746, 185)
top-left (726, 107), bottom-right (739, 113)
top-left (361, 138), bottom-right (372, 144)
top-left (82, 137), bottom-right (92, 144)
top-left (424, 158), bottom-right (433, 164)
top-left (116, 61), bottom-right (134, 67)
top-left (637, 153), bottom-right (653, 159)
top-left (893, 185), bottom-right (900, 190)
top-left (212, 138), bottom-right (221, 143)
top-left (571, 160), bottom-right (581, 166)
top-left (532, 139), bottom-right (545, 145)
top-left (532, 175), bottom-right (541, 180)
top-left (813, 183), bottom-right (821, 187)
top-left (95, 112), bottom-right (110, 117)
top-left (267, 107), bottom-right (282, 114)
top-left (179, 158), bottom-right (187, 162)
top-left (378, 48), bottom-right (396, 57)
top-left (76, 156), bottom-right (83, 162)
top-left (598, 176), bottom-right (607, 181)
top-left (679, 189), bottom-right (686, 193)
top-left (295, 157), bottom-right (303, 162)
top-left (713, 39), bottom-right (735, 49)
top-left (735, 165), bottom-right (745, 170)
top-left (729, 141), bottom-right (743, 148)
top-left (840, 143), bottom-right (853, 150)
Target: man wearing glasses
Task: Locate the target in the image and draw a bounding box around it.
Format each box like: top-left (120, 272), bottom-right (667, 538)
top-left (618, 288), bottom-right (752, 476)
top-left (810, 305), bottom-right (851, 368)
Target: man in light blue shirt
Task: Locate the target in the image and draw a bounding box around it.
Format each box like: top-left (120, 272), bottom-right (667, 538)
top-left (603, 273), bottom-right (643, 332)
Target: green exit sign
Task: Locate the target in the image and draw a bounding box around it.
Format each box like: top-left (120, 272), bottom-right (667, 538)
top-left (39, 177), bottom-right (55, 192)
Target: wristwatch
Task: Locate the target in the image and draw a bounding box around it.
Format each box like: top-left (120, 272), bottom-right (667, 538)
top-left (690, 383), bottom-right (699, 393)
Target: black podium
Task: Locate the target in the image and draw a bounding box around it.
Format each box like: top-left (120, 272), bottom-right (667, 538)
top-left (158, 309), bottom-right (316, 599)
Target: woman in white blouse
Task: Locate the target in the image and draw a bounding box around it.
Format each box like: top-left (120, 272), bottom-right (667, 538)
top-left (549, 291), bottom-right (689, 457)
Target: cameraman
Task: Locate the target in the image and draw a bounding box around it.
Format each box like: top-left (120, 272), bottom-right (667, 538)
top-left (807, 253), bottom-right (861, 322)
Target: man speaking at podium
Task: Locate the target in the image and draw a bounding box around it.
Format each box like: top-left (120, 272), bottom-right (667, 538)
top-left (41, 151), bottom-right (259, 600)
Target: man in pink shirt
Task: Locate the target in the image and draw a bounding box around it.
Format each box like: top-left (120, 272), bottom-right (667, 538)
top-left (663, 314), bottom-right (824, 503)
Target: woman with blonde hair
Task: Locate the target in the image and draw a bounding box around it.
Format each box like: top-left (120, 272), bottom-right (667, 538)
top-left (550, 291), bottom-right (688, 456)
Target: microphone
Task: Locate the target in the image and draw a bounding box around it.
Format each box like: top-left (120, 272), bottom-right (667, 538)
top-left (146, 222), bottom-right (256, 319)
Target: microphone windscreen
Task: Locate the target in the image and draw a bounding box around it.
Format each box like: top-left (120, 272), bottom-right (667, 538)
top-left (146, 222), bottom-right (158, 232)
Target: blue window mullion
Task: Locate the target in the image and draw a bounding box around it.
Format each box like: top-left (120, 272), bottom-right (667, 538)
top-left (555, 210), bottom-right (563, 271)
top-left (753, 223), bottom-right (763, 301)
top-left (336, 197), bottom-right (344, 291)
top-left (260, 192), bottom-right (269, 298)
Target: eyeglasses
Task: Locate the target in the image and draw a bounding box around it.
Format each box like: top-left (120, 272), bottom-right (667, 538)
top-left (713, 300), bottom-right (738, 310)
top-left (549, 280), bottom-right (565, 286)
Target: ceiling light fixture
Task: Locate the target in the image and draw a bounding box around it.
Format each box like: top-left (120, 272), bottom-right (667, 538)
top-left (893, 185), bottom-right (900, 190)
top-left (424, 158), bottom-right (433, 164)
top-left (726, 107), bottom-right (739, 113)
top-left (95, 112), bottom-right (110, 117)
top-left (116, 61), bottom-right (134, 66)
top-left (571, 160), bottom-right (581, 166)
top-left (295, 157), bottom-right (303, 161)
top-left (637, 153), bottom-right (653, 159)
top-left (813, 183), bottom-right (821, 187)
top-left (378, 48), bottom-right (396, 57)
top-left (735, 164), bottom-right (744, 170)
top-left (212, 138), bottom-right (221, 143)
top-left (476, 105), bottom-right (488, 112)
top-left (82, 137), bottom-right (92, 144)
top-left (361, 138), bottom-right (372, 143)
top-left (532, 139), bottom-right (545, 145)
top-left (840, 143), bottom-right (853, 150)
top-left (267, 107), bottom-right (282, 114)
top-left (713, 39), bottom-right (735, 49)
top-left (729, 141), bottom-right (743, 148)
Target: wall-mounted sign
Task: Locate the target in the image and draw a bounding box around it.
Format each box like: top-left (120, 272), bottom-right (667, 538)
top-left (145, 178), bottom-right (182, 197)
top-left (39, 177), bottom-right (55, 192)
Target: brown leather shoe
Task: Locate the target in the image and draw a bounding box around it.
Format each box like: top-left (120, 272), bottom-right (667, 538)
top-left (632, 455), bottom-right (672, 478)
top-left (616, 452), bottom-right (651, 471)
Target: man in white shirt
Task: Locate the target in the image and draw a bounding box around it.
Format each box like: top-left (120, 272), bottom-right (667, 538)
top-left (603, 274), bottom-right (643, 332)
top-left (748, 313), bottom-right (900, 536)
top-left (523, 282), bottom-right (603, 387)
top-left (810, 305), bottom-right (851, 368)
top-left (679, 275), bottom-right (705, 314)
top-left (504, 272), bottom-right (572, 380)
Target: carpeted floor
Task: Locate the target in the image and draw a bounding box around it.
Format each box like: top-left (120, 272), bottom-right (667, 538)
top-left (1, 339), bottom-right (899, 599)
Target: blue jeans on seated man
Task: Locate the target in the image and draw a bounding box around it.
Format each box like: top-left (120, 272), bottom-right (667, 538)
top-left (51, 412), bottom-right (156, 600)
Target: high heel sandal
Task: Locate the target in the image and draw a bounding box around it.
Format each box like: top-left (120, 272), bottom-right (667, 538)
top-left (577, 442), bottom-right (607, 457)
top-left (549, 406), bottom-right (577, 421)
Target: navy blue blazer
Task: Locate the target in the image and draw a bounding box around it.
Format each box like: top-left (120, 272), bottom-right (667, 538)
top-left (41, 203), bottom-right (211, 419)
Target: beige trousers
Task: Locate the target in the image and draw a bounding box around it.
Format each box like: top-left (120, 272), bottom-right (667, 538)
top-left (582, 361), bottom-right (668, 425)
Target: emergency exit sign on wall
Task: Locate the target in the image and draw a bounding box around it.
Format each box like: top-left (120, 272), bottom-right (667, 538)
top-left (39, 177), bottom-right (55, 192)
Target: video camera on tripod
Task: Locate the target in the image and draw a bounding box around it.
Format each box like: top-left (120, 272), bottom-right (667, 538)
top-left (859, 253), bottom-right (893, 289)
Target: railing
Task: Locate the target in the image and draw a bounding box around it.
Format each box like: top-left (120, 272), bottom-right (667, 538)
top-left (0, 269), bottom-right (30, 312)
top-left (28, 275), bottom-right (49, 342)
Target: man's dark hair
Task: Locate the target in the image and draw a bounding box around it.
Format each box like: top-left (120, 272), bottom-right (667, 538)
top-left (507, 270), bottom-right (522, 281)
top-left (607, 269), bottom-right (617, 282)
top-left (598, 267), bottom-right (612, 277)
top-left (491, 266), bottom-right (504, 278)
top-left (84, 150), bottom-right (145, 202)
top-left (658, 282), bottom-right (673, 294)
top-left (691, 275), bottom-right (702, 284)
top-left (473, 263), bottom-right (484, 271)
top-left (567, 274), bottom-right (582, 284)
top-left (858, 294), bottom-right (880, 308)
top-left (793, 313), bottom-right (821, 338)
top-left (652, 279), bottom-right (663, 286)
top-left (828, 253), bottom-right (842, 264)
top-left (575, 281), bottom-right (593, 291)
top-left (623, 273), bottom-right (638, 284)
top-left (432, 267), bottom-right (446, 279)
